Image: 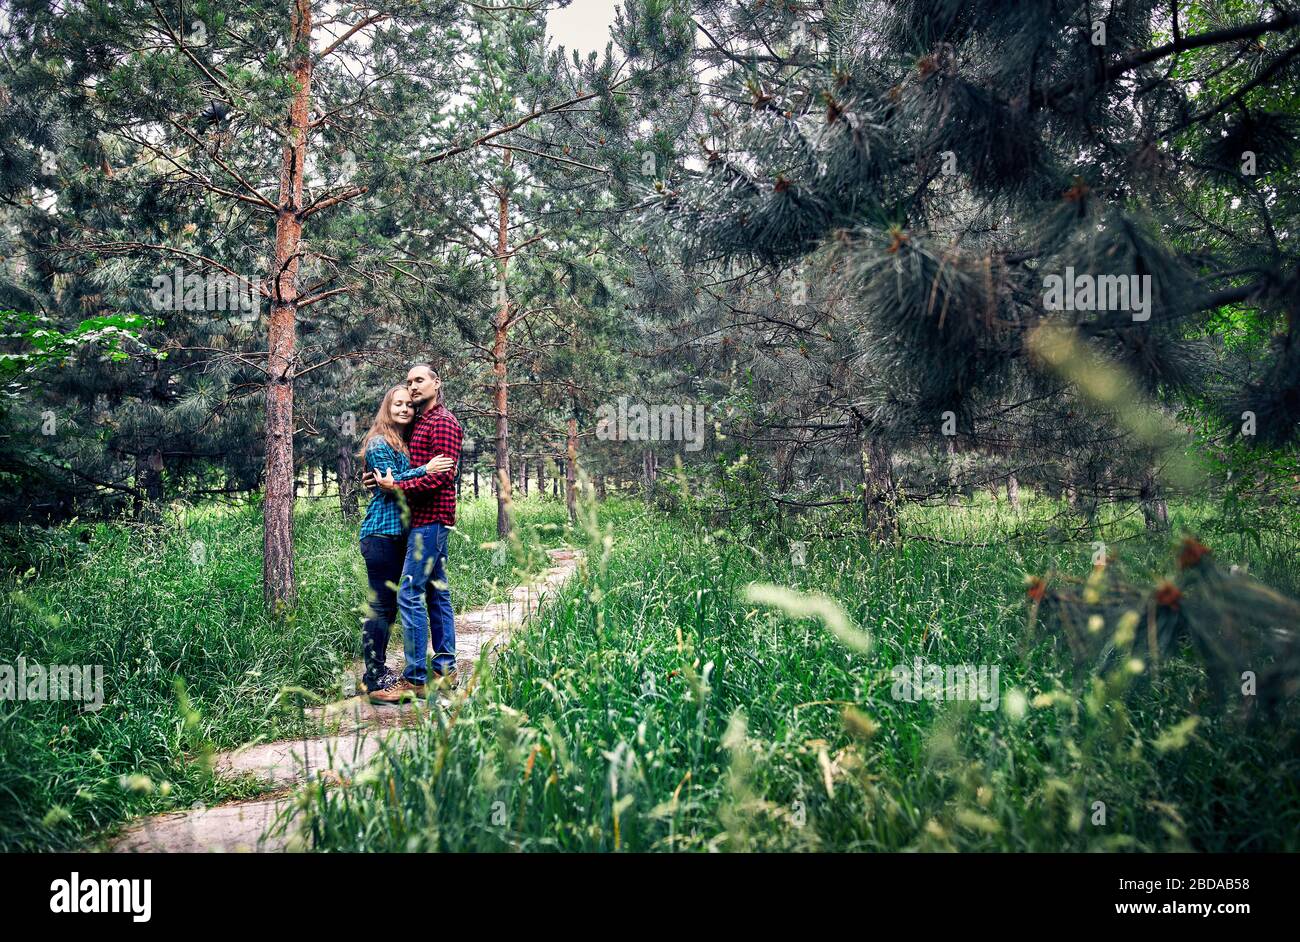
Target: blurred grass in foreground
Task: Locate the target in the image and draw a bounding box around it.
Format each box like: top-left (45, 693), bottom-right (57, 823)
top-left (294, 491), bottom-right (1299, 852)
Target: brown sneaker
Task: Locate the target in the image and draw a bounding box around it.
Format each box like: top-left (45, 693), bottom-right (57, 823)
top-left (356, 668), bottom-right (399, 697)
top-left (368, 678), bottom-right (427, 705)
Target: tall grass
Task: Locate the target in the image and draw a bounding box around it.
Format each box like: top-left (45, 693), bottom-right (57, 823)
top-left (0, 492), bottom-right (570, 851)
top-left (295, 491), bottom-right (1300, 851)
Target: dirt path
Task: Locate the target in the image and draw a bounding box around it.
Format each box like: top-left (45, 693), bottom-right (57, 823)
top-left (108, 547), bottom-right (582, 853)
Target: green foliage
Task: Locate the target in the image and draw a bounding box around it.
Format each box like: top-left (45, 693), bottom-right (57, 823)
top-left (0, 310), bottom-right (156, 405)
top-left (295, 495), bottom-right (1300, 852)
top-left (0, 493), bottom-right (568, 851)
top-left (646, 0), bottom-right (1300, 463)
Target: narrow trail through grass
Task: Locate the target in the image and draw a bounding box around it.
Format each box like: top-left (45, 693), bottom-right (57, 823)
top-left (109, 546), bottom-right (583, 852)
top-left (0, 494), bottom-right (571, 851)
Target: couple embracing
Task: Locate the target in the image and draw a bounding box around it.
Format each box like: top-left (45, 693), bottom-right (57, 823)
top-left (355, 363), bottom-right (463, 704)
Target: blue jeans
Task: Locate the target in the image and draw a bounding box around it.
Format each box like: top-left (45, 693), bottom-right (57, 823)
top-left (397, 523), bottom-right (455, 683)
top-left (359, 534), bottom-right (406, 689)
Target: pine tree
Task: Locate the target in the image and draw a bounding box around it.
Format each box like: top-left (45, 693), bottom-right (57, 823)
top-left (3, 1), bottom-right (473, 604)
top-left (630, 0), bottom-right (1300, 531)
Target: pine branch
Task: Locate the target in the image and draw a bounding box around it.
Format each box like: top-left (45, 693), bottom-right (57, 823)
top-left (1160, 40), bottom-right (1300, 141)
top-left (422, 81), bottom-right (634, 165)
top-left (299, 185), bottom-right (368, 219)
top-left (315, 12), bottom-right (392, 63)
top-left (1036, 11), bottom-right (1300, 109)
top-left (50, 240), bottom-right (268, 298)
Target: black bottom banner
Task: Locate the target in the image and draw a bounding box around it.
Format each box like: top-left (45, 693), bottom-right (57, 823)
top-left (1, 852), bottom-right (1284, 930)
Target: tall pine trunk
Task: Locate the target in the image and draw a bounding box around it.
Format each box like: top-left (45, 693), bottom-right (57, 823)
top-left (337, 439), bottom-right (358, 520)
top-left (642, 449), bottom-right (658, 497)
top-left (945, 438), bottom-right (960, 506)
top-left (492, 151), bottom-right (512, 539)
top-left (1140, 467), bottom-right (1169, 531)
top-left (1006, 472), bottom-right (1021, 511)
top-left (262, 0), bottom-right (312, 609)
top-left (134, 450), bottom-right (163, 521)
top-left (861, 437), bottom-right (898, 541)
top-left (566, 415), bottom-right (578, 524)
top-left (336, 362), bottom-right (358, 520)
top-left (775, 442), bottom-right (795, 494)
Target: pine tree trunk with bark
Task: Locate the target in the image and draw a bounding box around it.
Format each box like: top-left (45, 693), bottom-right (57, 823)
top-left (492, 151), bottom-right (512, 539)
top-left (642, 449), bottom-right (658, 497)
top-left (337, 439), bottom-right (358, 520)
top-left (1140, 468), bottom-right (1169, 531)
top-left (945, 438), bottom-right (961, 507)
top-left (861, 438), bottom-right (898, 541)
top-left (262, 0), bottom-right (313, 609)
top-left (566, 415), bottom-right (578, 524)
top-left (134, 450), bottom-right (164, 521)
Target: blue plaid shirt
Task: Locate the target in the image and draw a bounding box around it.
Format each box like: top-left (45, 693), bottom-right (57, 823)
top-left (358, 439), bottom-right (426, 539)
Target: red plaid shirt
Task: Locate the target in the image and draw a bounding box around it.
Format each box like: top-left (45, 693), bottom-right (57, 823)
top-left (397, 402), bottom-right (462, 527)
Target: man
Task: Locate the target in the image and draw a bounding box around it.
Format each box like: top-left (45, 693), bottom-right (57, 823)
top-left (366, 363), bottom-right (463, 704)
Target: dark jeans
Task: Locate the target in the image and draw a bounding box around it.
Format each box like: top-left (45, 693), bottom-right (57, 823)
top-left (359, 534), bottom-right (407, 688)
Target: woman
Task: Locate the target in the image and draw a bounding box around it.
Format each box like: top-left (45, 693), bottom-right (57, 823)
top-left (356, 385), bottom-right (454, 694)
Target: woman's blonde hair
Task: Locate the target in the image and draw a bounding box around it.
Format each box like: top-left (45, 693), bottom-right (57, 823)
top-left (357, 385), bottom-right (414, 458)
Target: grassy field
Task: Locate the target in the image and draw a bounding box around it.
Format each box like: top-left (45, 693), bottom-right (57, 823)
top-left (0, 492), bottom-right (571, 852)
top-left (292, 491), bottom-right (1300, 852)
top-left (2, 485), bottom-right (1296, 852)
